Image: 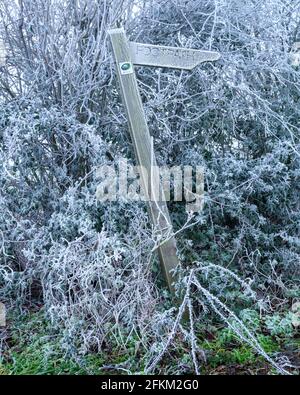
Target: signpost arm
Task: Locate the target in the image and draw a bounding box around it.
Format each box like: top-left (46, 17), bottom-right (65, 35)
top-left (108, 28), bottom-right (180, 296)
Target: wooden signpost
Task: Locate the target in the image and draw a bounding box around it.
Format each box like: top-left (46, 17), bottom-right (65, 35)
top-left (0, 303), bottom-right (6, 327)
top-left (108, 28), bottom-right (220, 298)
top-left (0, 40), bottom-right (6, 66)
top-left (129, 41), bottom-right (220, 70)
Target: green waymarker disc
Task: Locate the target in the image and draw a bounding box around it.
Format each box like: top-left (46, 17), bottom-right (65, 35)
top-left (121, 62), bottom-right (131, 71)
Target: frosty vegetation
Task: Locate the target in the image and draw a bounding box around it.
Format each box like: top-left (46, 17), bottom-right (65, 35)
top-left (0, 0), bottom-right (299, 374)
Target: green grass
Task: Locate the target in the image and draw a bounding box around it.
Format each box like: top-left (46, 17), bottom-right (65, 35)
top-left (0, 309), bottom-right (297, 375)
top-left (196, 328), bottom-right (284, 374)
top-left (1, 309), bottom-right (145, 375)
top-left (1, 310), bottom-right (102, 375)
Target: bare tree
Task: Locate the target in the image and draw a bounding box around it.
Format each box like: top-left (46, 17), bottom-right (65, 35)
top-left (0, 0), bottom-right (299, 374)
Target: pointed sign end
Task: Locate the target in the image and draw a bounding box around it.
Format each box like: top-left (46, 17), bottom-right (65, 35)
top-left (212, 52), bottom-right (221, 61)
top-left (199, 50), bottom-right (221, 63)
top-left (191, 50), bottom-right (221, 68)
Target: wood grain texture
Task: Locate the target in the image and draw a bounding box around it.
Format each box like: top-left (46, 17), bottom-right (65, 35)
top-left (108, 28), bottom-right (180, 295)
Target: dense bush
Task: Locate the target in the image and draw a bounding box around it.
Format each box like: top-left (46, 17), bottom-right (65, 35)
top-left (0, 0), bottom-right (299, 374)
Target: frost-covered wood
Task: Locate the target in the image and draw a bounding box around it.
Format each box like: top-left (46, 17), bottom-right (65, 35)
top-left (129, 41), bottom-right (220, 70)
top-left (109, 28), bottom-right (180, 295)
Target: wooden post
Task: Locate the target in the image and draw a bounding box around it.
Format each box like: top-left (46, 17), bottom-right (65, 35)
top-left (0, 39), bottom-right (6, 66)
top-left (0, 303), bottom-right (6, 327)
top-left (108, 28), bottom-right (180, 295)
top-left (108, 28), bottom-right (221, 300)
